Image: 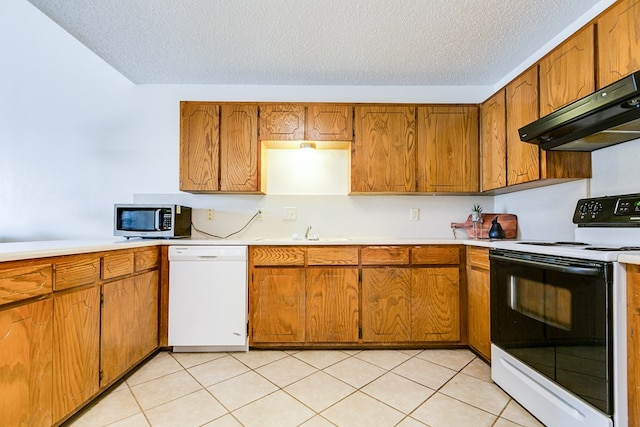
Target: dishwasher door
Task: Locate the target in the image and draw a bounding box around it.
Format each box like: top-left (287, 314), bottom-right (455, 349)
top-left (168, 246), bottom-right (248, 352)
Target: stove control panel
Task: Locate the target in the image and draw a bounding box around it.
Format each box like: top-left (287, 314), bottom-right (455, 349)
top-left (574, 193), bottom-right (640, 226)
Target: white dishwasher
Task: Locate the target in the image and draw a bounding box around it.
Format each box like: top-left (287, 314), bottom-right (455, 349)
top-left (168, 245), bottom-right (248, 352)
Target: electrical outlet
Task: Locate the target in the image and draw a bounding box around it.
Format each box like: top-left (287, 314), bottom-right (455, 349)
top-left (206, 209), bottom-right (214, 221)
top-left (283, 207), bottom-right (297, 221)
top-left (410, 208), bottom-right (420, 221)
top-left (257, 209), bottom-right (264, 220)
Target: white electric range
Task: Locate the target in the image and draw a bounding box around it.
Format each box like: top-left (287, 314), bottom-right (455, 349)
top-left (489, 193), bottom-right (640, 427)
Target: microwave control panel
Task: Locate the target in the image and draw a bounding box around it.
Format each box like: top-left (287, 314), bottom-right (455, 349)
top-left (574, 193), bottom-right (640, 226)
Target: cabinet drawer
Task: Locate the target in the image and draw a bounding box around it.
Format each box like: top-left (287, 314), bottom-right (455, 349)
top-left (134, 248), bottom-right (159, 272)
top-left (0, 263), bottom-right (53, 304)
top-left (252, 247), bottom-right (306, 266)
top-left (307, 246), bottom-right (359, 265)
top-left (466, 247), bottom-right (490, 270)
top-left (102, 252), bottom-right (135, 279)
top-left (412, 246), bottom-right (460, 265)
top-left (54, 255), bottom-right (101, 291)
top-left (361, 246), bottom-right (410, 265)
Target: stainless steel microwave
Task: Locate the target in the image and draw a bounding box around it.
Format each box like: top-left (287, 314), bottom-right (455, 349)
top-left (114, 204), bottom-right (192, 238)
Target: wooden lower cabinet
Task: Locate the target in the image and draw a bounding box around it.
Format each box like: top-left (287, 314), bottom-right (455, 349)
top-left (361, 267), bottom-right (411, 342)
top-left (250, 268), bottom-right (306, 343)
top-left (101, 270), bottom-right (159, 387)
top-left (0, 248), bottom-right (159, 427)
top-left (466, 247), bottom-right (491, 360)
top-left (362, 266), bottom-right (460, 344)
top-left (0, 298), bottom-right (53, 427)
top-left (250, 245), bottom-right (463, 347)
top-left (628, 264), bottom-right (640, 426)
top-left (306, 267), bottom-right (359, 343)
top-left (53, 287), bottom-right (100, 423)
top-left (133, 270), bottom-right (159, 362)
top-left (411, 267), bottom-right (460, 342)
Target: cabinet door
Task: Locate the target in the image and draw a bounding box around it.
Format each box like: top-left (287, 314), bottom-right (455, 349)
top-left (598, 0), bottom-right (640, 88)
top-left (132, 270), bottom-right (159, 363)
top-left (466, 247), bottom-right (490, 360)
top-left (306, 267), bottom-right (359, 342)
top-left (306, 104), bottom-right (353, 141)
top-left (352, 106), bottom-right (416, 192)
top-left (538, 28), bottom-right (594, 181)
top-left (0, 298), bottom-right (53, 427)
top-left (259, 104), bottom-right (305, 140)
top-left (53, 287), bottom-right (100, 422)
top-left (250, 268), bottom-right (305, 343)
top-left (628, 264), bottom-right (640, 427)
top-left (480, 90), bottom-right (507, 191)
top-left (179, 102), bottom-right (220, 191)
top-left (100, 277), bottom-right (135, 387)
top-left (506, 67), bottom-right (540, 186)
top-left (417, 105), bottom-right (479, 192)
top-left (361, 267), bottom-right (411, 342)
top-left (411, 267), bottom-right (460, 342)
top-left (220, 104), bottom-right (260, 192)
top-left (539, 26), bottom-right (595, 116)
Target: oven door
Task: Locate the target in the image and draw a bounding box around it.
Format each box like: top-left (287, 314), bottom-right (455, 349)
top-left (490, 249), bottom-right (613, 416)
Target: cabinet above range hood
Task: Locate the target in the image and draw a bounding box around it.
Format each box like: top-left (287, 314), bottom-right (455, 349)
top-left (519, 70), bottom-right (640, 151)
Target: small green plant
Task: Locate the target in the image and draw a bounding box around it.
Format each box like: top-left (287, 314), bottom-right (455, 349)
top-left (472, 204), bottom-right (483, 213)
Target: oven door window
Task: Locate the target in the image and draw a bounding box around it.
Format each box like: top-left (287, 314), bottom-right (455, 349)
top-left (510, 276), bottom-right (572, 331)
top-left (491, 256), bottom-right (612, 415)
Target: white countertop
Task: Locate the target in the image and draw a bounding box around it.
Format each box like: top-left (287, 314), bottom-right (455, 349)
top-left (0, 237), bottom-right (494, 262)
top-left (618, 254), bottom-right (640, 265)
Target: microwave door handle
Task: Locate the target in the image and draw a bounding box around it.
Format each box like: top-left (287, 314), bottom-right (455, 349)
top-left (154, 209), bottom-right (162, 231)
top-left (491, 254), bottom-right (602, 276)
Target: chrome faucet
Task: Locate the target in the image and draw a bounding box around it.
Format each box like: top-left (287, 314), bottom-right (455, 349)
top-left (305, 225), bottom-right (312, 240)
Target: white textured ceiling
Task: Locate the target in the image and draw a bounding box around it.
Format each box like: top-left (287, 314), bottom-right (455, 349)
top-left (26, 0), bottom-right (602, 86)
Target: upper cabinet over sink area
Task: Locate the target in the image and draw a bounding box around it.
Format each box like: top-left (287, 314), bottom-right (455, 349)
top-left (178, 1), bottom-right (638, 197)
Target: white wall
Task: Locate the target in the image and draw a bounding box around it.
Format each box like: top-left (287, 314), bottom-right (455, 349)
top-left (0, 0), bottom-right (136, 241)
top-left (1, 0), bottom-right (636, 243)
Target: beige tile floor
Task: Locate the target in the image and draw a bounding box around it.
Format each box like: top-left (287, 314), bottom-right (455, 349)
top-left (67, 349), bottom-right (544, 427)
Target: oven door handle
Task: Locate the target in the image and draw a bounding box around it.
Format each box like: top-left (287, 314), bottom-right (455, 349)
top-left (490, 254), bottom-right (602, 276)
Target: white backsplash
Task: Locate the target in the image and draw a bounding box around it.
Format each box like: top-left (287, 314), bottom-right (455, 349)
top-left (134, 193), bottom-right (495, 241)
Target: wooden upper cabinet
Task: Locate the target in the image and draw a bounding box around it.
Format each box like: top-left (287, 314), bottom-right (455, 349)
top-left (538, 28), bottom-right (593, 181)
top-left (480, 90), bottom-right (507, 191)
top-left (259, 104), bottom-right (305, 140)
top-left (539, 26), bottom-right (595, 116)
top-left (506, 67), bottom-right (540, 186)
top-left (306, 104), bottom-right (353, 141)
top-left (352, 106), bottom-right (416, 193)
top-left (179, 102), bottom-right (220, 192)
top-left (416, 105), bottom-right (479, 192)
top-left (597, 0), bottom-right (640, 88)
top-left (220, 104), bottom-right (261, 192)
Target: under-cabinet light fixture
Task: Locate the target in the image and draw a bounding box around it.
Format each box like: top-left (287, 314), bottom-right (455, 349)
top-left (299, 142), bottom-right (316, 150)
